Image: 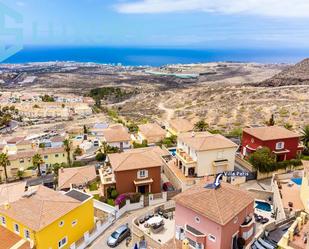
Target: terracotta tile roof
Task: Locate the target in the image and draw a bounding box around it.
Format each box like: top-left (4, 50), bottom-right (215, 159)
top-left (0, 226), bottom-right (30, 249)
top-left (138, 123), bottom-right (166, 143)
top-left (50, 136), bottom-right (65, 143)
top-left (58, 165), bottom-right (97, 189)
top-left (178, 132), bottom-right (238, 151)
top-left (103, 125), bottom-right (130, 143)
top-left (160, 239), bottom-right (182, 249)
top-left (6, 136), bottom-right (26, 144)
top-left (109, 146), bottom-right (167, 172)
top-left (0, 186), bottom-right (81, 231)
top-left (169, 118), bottom-right (194, 133)
top-left (173, 181), bottom-right (254, 226)
top-left (0, 182), bottom-right (26, 206)
top-left (243, 126), bottom-right (300, 141)
top-left (8, 147), bottom-right (65, 161)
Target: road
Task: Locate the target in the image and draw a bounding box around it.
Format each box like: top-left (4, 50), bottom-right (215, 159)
top-left (158, 102), bottom-right (174, 121)
top-left (88, 206), bottom-right (154, 249)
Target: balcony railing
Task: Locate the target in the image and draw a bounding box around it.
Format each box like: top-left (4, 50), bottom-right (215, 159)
top-left (176, 148), bottom-right (196, 164)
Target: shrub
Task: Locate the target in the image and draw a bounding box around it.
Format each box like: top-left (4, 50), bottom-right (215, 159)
top-left (96, 152), bottom-right (106, 162)
top-left (115, 194), bottom-right (127, 206)
top-left (107, 199), bottom-right (115, 206)
top-left (111, 189), bottom-right (118, 199)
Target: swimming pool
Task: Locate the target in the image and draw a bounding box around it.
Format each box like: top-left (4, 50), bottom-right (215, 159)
top-left (255, 201), bottom-right (272, 212)
top-left (169, 148), bottom-right (176, 156)
top-left (291, 178), bottom-right (302, 186)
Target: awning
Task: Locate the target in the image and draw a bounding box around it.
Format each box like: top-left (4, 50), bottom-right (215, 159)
top-left (134, 178), bottom-right (153, 186)
top-left (245, 145), bottom-right (257, 151)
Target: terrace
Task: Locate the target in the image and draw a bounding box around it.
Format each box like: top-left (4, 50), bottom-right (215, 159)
top-left (176, 148), bottom-right (196, 165)
top-left (132, 202), bottom-right (176, 248)
top-left (99, 166), bottom-right (115, 185)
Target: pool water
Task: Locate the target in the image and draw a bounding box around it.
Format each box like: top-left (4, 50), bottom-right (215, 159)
top-left (255, 201), bottom-right (272, 212)
top-left (169, 149), bottom-right (176, 156)
top-left (291, 178), bottom-right (302, 186)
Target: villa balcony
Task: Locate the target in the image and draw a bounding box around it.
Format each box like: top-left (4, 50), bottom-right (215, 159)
top-left (99, 167), bottom-right (116, 185)
top-left (176, 148), bottom-right (196, 165)
top-left (212, 159), bottom-right (229, 167)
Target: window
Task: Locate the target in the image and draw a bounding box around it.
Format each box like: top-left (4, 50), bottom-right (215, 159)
top-left (14, 223), bottom-right (20, 234)
top-left (55, 154), bottom-right (59, 158)
top-left (58, 237), bottom-right (67, 248)
top-left (137, 169), bottom-right (148, 179)
top-left (44, 155), bottom-right (48, 159)
top-left (72, 220), bottom-right (77, 227)
top-left (276, 142), bottom-right (284, 150)
top-left (217, 151), bottom-right (224, 159)
top-left (0, 216), bottom-right (6, 226)
top-left (24, 229), bottom-right (30, 239)
top-left (195, 216), bottom-right (200, 224)
top-left (242, 227), bottom-right (253, 240)
top-left (59, 221), bottom-right (64, 227)
top-left (208, 234), bottom-right (216, 242)
top-left (19, 159), bottom-right (24, 163)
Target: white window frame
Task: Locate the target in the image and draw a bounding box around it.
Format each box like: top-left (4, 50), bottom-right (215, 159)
top-left (217, 150), bottom-right (224, 159)
top-left (276, 141), bottom-right (285, 150)
top-left (138, 169), bottom-right (148, 179)
top-left (0, 216), bottom-right (6, 226)
top-left (14, 223), bottom-right (20, 234)
top-left (208, 234), bottom-right (216, 242)
top-left (24, 229), bottom-right (30, 240)
top-left (58, 236), bottom-right (67, 249)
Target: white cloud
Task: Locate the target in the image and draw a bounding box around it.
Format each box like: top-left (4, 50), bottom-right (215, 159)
top-left (115, 0), bottom-right (309, 18)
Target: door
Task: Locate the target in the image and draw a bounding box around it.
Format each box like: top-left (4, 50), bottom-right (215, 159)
top-left (232, 233), bottom-right (238, 249)
top-left (138, 185), bottom-right (146, 194)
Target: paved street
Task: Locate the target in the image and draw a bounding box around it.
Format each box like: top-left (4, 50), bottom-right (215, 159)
top-left (88, 206), bottom-right (154, 249)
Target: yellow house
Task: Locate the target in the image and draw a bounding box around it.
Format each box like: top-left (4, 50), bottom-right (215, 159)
top-left (0, 147), bottom-right (69, 179)
top-left (0, 185), bottom-right (94, 249)
top-left (5, 137), bottom-right (33, 154)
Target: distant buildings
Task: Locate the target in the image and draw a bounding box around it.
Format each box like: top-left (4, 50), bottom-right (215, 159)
top-left (173, 181), bottom-right (255, 249)
top-left (102, 124), bottom-right (131, 150)
top-left (241, 126), bottom-right (303, 161)
top-left (101, 146), bottom-right (168, 195)
top-left (137, 123), bottom-right (166, 145)
top-left (0, 184), bottom-right (94, 249)
top-left (175, 132), bottom-right (238, 177)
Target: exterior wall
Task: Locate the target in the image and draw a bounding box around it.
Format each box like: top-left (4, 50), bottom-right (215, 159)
top-left (174, 203), bottom-right (222, 249)
top-left (114, 166), bottom-right (161, 194)
top-left (301, 171), bottom-right (309, 212)
top-left (175, 202), bottom-right (254, 249)
top-left (241, 132), bottom-right (301, 160)
top-left (220, 202), bottom-right (255, 249)
top-left (35, 199), bottom-right (94, 249)
top-left (107, 141), bottom-right (131, 150)
top-left (0, 198), bottom-right (94, 249)
top-left (196, 147), bottom-right (237, 176)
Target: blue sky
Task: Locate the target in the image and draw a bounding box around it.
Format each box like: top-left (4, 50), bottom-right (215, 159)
top-left (2, 0), bottom-right (309, 48)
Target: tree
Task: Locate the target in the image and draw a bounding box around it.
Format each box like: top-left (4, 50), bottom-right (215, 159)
top-left (0, 153), bottom-right (9, 182)
top-left (32, 153), bottom-right (44, 176)
top-left (133, 140), bottom-right (148, 148)
top-left (83, 125), bottom-right (88, 134)
top-left (127, 122), bottom-right (139, 133)
top-left (267, 114), bottom-right (275, 126)
top-left (249, 147), bottom-right (276, 173)
top-left (301, 125), bottom-right (309, 150)
top-left (284, 123), bottom-right (293, 130)
top-left (74, 146), bottom-right (83, 157)
top-left (63, 139), bottom-right (73, 166)
top-left (96, 152), bottom-right (106, 162)
top-left (194, 120), bottom-right (209, 132)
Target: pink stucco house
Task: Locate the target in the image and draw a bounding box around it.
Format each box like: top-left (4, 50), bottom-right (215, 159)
top-left (173, 181), bottom-right (255, 249)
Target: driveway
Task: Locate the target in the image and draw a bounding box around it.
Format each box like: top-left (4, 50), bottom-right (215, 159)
top-left (88, 206), bottom-right (154, 249)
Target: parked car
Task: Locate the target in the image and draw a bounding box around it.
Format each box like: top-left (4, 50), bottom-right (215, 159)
top-left (163, 182), bottom-right (175, 191)
top-left (107, 224), bottom-right (131, 247)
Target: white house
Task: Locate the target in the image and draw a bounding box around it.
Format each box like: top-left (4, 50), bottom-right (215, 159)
top-left (175, 132), bottom-right (238, 177)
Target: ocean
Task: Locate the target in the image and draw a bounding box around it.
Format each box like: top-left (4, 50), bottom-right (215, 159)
top-left (2, 46), bottom-right (309, 66)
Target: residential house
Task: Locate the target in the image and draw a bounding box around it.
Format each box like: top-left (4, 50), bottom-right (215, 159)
top-left (101, 146), bottom-right (168, 195)
top-left (0, 185), bottom-right (94, 249)
top-left (58, 165), bottom-right (97, 191)
top-left (300, 163), bottom-right (309, 213)
top-left (167, 118), bottom-right (194, 136)
top-left (0, 147), bottom-right (69, 179)
top-left (5, 137), bottom-right (33, 154)
top-left (137, 123), bottom-right (166, 145)
top-left (102, 124), bottom-right (131, 150)
top-left (173, 181), bottom-right (255, 249)
top-left (175, 132), bottom-right (238, 177)
top-left (241, 126), bottom-right (303, 161)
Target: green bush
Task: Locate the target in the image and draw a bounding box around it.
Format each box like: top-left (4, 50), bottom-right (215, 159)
top-left (133, 140), bottom-right (148, 148)
top-left (111, 189), bottom-right (118, 199)
top-left (88, 182), bottom-right (98, 191)
top-left (96, 152), bottom-right (106, 162)
top-left (107, 199), bottom-right (115, 206)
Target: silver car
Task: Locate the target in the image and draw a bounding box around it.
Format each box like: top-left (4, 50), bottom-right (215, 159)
top-left (107, 224), bottom-right (131, 247)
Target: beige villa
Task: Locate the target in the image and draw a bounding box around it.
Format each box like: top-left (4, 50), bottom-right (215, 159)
top-left (167, 118), bottom-right (194, 136)
top-left (175, 132), bottom-right (238, 177)
top-left (137, 123), bottom-right (166, 145)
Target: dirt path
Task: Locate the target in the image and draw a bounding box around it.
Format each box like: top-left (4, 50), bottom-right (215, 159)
top-left (158, 102), bottom-right (175, 121)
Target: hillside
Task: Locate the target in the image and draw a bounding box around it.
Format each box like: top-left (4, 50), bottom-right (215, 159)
top-left (259, 58), bottom-right (309, 87)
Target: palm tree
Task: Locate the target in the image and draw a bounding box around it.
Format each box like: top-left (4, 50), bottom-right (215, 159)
top-left (0, 153), bottom-right (9, 182)
top-left (194, 120), bottom-right (209, 132)
top-left (301, 125), bottom-right (309, 150)
top-left (32, 153), bottom-right (44, 176)
top-left (63, 139), bottom-right (72, 166)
